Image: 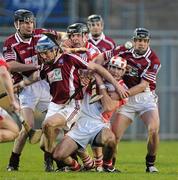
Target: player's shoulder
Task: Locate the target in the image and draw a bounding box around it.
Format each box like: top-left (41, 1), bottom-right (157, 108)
top-left (4, 34), bottom-right (16, 43)
top-left (88, 42), bottom-right (100, 51)
top-left (113, 44), bottom-right (129, 55)
top-left (104, 35), bottom-right (115, 43)
top-left (61, 52), bottom-right (75, 61)
top-left (148, 48), bottom-right (160, 64)
top-left (3, 34), bottom-right (20, 50)
top-left (33, 28), bottom-right (46, 34)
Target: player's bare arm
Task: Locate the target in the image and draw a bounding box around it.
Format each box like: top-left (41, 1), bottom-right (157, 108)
top-left (127, 79), bottom-right (149, 96)
top-left (13, 70), bottom-right (40, 91)
top-left (7, 61), bottom-right (39, 72)
top-left (94, 73), bottom-right (119, 112)
top-left (88, 61), bottom-right (128, 98)
top-left (93, 53), bottom-right (105, 65)
top-left (0, 65), bottom-right (20, 111)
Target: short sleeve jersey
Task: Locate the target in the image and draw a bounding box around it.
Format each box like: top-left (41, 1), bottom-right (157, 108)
top-left (3, 28), bottom-right (57, 83)
top-left (104, 45), bottom-right (161, 91)
top-left (88, 32), bottom-right (116, 52)
top-left (40, 53), bottom-right (89, 104)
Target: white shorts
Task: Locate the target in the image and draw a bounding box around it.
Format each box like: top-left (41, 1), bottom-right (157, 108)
top-left (67, 112), bottom-right (110, 149)
top-left (19, 80), bottom-right (51, 112)
top-left (44, 100), bottom-right (81, 130)
top-left (117, 91), bottom-right (158, 121)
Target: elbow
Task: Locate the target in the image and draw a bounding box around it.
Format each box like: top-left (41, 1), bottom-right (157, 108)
top-left (93, 54), bottom-right (104, 65)
top-left (6, 62), bottom-right (14, 71)
top-left (140, 84), bottom-right (148, 92)
top-left (0, 67), bottom-right (8, 79)
top-left (140, 81), bottom-right (150, 91)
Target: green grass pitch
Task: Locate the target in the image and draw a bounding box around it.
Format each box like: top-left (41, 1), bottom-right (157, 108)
top-left (0, 141), bottom-right (177, 180)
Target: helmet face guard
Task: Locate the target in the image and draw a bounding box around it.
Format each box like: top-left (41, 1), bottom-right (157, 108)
top-left (81, 24), bottom-right (89, 34)
top-left (36, 35), bottom-right (59, 64)
top-left (14, 9), bottom-right (35, 38)
top-left (133, 28), bottom-right (150, 40)
top-left (36, 35), bottom-right (58, 53)
top-left (14, 9), bottom-right (35, 23)
top-left (66, 23), bottom-right (84, 37)
top-left (87, 14), bottom-right (103, 24)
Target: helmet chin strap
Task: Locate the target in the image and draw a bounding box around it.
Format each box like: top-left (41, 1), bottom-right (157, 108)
top-left (134, 49), bottom-right (147, 56)
top-left (15, 21), bottom-right (33, 40)
top-left (18, 30), bottom-right (33, 39)
top-left (92, 33), bottom-right (101, 39)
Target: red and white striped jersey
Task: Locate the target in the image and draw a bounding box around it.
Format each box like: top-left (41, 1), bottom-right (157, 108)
top-left (88, 32), bottom-right (116, 52)
top-left (40, 53), bottom-right (89, 104)
top-left (104, 45), bottom-right (161, 91)
top-left (74, 41), bottom-right (101, 62)
top-left (3, 28), bottom-right (57, 83)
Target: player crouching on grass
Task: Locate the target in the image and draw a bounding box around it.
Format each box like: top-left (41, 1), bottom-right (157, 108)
top-left (52, 55), bottom-right (127, 172)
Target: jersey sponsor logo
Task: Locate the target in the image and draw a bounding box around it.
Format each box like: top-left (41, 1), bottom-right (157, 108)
top-left (80, 54), bottom-right (88, 62)
top-left (24, 55), bottom-right (38, 65)
top-left (27, 47), bottom-right (33, 50)
top-left (47, 68), bottom-right (63, 83)
top-left (125, 65), bottom-right (139, 77)
top-left (153, 64), bottom-right (159, 70)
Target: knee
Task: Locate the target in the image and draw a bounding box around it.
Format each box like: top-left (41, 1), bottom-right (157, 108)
top-left (148, 128), bottom-right (159, 141)
top-left (13, 131), bottom-right (19, 139)
top-left (115, 135), bottom-right (122, 143)
top-left (148, 127), bottom-right (159, 136)
top-left (53, 148), bottom-right (65, 161)
top-left (42, 120), bottom-right (54, 131)
top-left (111, 128), bottom-right (123, 143)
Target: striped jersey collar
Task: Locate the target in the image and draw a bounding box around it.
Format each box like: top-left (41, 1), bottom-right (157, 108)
top-left (15, 32), bottom-right (32, 44)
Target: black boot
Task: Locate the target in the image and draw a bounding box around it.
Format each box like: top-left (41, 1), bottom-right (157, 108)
top-left (44, 151), bottom-right (54, 172)
top-left (7, 152), bottom-right (20, 171)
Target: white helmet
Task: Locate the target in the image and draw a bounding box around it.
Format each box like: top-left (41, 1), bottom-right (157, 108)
top-left (109, 55), bottom-right (127, 69)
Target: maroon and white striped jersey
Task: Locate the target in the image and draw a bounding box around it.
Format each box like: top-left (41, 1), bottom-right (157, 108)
top-left (88, 33), bottom-right (116, 52)
top-left (40, 53), bottom-right (89, 104)
top-left (104, 45), bottom-right (161, 91)
top-left (3, 28), bottom-right (57, 83)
